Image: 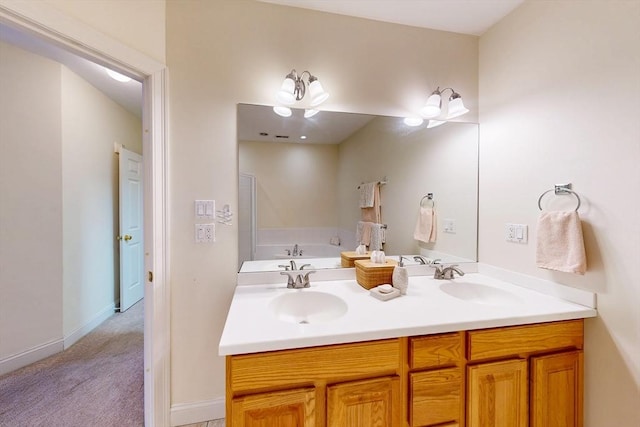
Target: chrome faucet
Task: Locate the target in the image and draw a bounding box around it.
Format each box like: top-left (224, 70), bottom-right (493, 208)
top-left (289, 259), bottom-right (297, 270)
top-left (432, 264), bottom-right (465, 280)
top-left (413, 255), bottom-right (441, 265)
top-left (292, 244), bottom-right (299, 256)
top-left (280, 269), bottom-right (316, 289)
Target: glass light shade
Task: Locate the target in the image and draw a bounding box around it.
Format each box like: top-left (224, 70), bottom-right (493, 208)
top-left (106, 69), bottom-right (131, 83)
top-left (308, 80), bottom-right (329, 107)
top-left (304, 109), bottom-right (319, 118)
top-left (403, 117), bottom-right (424, 127)
top-left (276, 77), bottom-right (296, 105)
top-left (273, 106), bottom-right (292, 117)
top-left (420, 93), bottom-right (442, 118)
top-left (446, 97), bottom-right (469, 119)
top-left (427, 120), bottom-right (446, 129)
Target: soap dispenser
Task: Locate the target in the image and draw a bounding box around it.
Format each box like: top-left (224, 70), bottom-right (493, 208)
top-left (392, 256), bottom-right (409, 295)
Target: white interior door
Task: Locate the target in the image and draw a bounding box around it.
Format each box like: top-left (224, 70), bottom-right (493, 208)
top-left (119, 147), bottom-right (144, 312)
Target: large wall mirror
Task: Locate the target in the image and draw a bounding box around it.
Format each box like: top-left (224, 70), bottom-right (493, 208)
top-left (237, 103), bottom-right (478, 272)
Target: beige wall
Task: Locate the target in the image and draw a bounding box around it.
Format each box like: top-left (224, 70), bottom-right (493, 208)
top-left (44, 0), bottom-right (166, 64)
top-left (61, 66), bottom-right (142, 337)
top-left (239, 140), bottom-right (338, 229)
top-left (479, 2), bottom-right (640, 426)
top-left (0, 40), bottom-right (63, 362)
top-left (167, 0), bottom-right (478, 406)
top-left (337, 117), bottom-right (478, 260)
top-left (0, 40), bottom-right (142, 372)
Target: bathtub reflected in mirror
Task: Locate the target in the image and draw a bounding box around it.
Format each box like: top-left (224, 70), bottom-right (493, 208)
top-left (237, 104), bottom-right (478, 273)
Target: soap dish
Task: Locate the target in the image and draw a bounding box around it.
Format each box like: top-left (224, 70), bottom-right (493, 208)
top-left (370, 285), bottom-right (401, 301)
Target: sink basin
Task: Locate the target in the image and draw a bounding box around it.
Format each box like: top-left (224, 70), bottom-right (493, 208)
top-left (439, 282), bottom-right (523, 305)
top-left (269, 291), bottom-right (348, 324)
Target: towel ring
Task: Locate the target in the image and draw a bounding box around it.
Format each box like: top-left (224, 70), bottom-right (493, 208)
top-left (538, 186), bottom-right (581, 211)
top-left (420, 193), bottom-right (435, 208)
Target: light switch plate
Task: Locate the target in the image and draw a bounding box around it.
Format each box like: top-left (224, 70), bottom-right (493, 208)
top-left (443, 218), bottom-right (456, 234)
top-left (505, 223), bottom-right (528, 243)
top-left (195, 200), bottom-right (215, 219)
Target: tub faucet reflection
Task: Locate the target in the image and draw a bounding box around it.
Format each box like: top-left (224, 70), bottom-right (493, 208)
top-left (292, 244), bottom-right (299, 256)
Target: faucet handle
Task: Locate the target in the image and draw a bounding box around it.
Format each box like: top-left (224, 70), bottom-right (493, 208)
top-left (302, 270), bottom-right (316, 287)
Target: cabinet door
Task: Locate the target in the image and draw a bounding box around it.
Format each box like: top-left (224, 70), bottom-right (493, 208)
top-left (468, 359), bottom-right (528, 427)
top-left (531, 351), bottom-right (583, 427)
top-left (231, 387), bottom-right (315, 427)
top-left (327, 376), bottom-right (400, 427)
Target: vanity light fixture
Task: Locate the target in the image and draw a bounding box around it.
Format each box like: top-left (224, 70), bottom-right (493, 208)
top-left (274, 69), bottom-right (329, 118)
top-left (426, 119), bottom-right (446, 129)
top-left (419, 87), bottom-right (469, 120)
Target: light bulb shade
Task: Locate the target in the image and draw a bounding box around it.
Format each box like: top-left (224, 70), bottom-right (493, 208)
top-left (426, 120), bottom-right (446, 129)
top-left (403, 117), bottom-right (424, 127)
top-left (446, 97), bottom-right (469, 119)
top-left (273, 106), bottom-right (292, 117)
top-left (304, 109), bottom-right (319, 118)
top-left (420, 93), bottom-right (442, 118)
top-left (276, 77), bottom-right (296, 105)
top-left (308, 79), bottom-right (329, 107)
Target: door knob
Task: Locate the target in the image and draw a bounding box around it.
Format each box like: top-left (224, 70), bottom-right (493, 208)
top-left (117, 234), bottom-right (133, 241)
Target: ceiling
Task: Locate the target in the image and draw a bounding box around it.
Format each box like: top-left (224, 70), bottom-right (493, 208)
top-left (258, 0), bottom-right (525, 36)
top-left (238, 104), bottom-right (377, 144)
top-left (0, 1), bottom-right (523, 124)
top-left (0, 22), bottom-right (142, 118)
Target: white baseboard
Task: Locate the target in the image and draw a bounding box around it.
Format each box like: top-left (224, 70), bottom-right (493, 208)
top-left (63, 302), bottom-right (115, 349)
top-left (170, 397), bottom-right (225, 426)
top-left (0, 338), bottom-right (64, 376)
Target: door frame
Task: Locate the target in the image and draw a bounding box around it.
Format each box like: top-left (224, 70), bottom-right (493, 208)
top-left (0, 2), bottom-right (170, 426)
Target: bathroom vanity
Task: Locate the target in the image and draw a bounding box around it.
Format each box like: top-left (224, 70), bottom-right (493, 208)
top-left (220, 271), bottom-right (596, 427)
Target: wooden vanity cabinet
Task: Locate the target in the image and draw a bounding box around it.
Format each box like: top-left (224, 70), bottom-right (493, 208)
top-left (226, 320), bottom-right (585, 427)
top-left (226, 339), bottom-right (403, 427)
top-left (467, 320), bottom-right (584, 427)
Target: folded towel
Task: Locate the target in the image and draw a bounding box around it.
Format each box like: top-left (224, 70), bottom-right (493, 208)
top-left (536, 211), bottom-right (587, 275)
top-left (361, 184), bottom-right (382, 223)
top-left (413, 207), bottom-right (436, 243)
top-left (359, 182), bottom-right (376, 208)
top-left (369, 223), bottom-right (385, 251)
top-left (356, 221), bottom-right (374, 246)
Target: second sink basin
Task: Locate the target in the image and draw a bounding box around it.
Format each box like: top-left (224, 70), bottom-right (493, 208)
top-left (268, 291), bottom-right (348, 324)
top-left (439, 282), bottom-right (523, 306)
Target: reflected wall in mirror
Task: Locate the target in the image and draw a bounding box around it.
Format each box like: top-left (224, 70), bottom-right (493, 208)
top-left (238, 104), bottom-right (478, 272)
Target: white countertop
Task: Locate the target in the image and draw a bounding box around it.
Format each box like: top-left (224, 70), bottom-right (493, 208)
top-left (219, 272), bottom-right (597, 356)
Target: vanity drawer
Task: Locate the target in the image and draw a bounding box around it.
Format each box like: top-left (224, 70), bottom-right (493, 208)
top-left (228, 338), bottom-right (400, 393)
top-left (410, 367), bottom-right (463, 427)
top-left (410, 332), bottom-right (464, 370)
top-left (467, 319), bottom-right (584, 361)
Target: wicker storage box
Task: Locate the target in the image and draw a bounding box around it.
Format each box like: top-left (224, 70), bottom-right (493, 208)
top-left (354, 259), bottom-right (397, 290)
top-left (340, 251), bottom-right (371, 268)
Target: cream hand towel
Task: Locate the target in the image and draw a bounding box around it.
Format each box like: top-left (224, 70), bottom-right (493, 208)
top-left (359, 182), bottom-right (376, 208)
top-left (536, 211), bottom-right (587, 275)
top-left (413, 207), bottom-right (436, 243)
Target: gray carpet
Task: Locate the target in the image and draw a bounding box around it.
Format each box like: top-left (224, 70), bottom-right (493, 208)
top-left (0, 300), bottom-right (144, 426)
